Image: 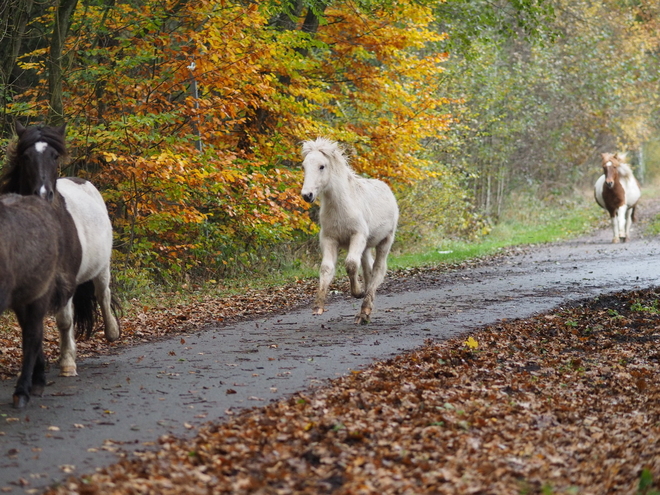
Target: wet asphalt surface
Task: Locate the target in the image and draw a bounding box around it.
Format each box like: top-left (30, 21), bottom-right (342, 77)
top-left (1, 226), bottom-right (660, 492)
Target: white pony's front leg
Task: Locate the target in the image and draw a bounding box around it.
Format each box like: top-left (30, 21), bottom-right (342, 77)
top-left (356, 234), bottom-right (394, 325)
top-left (55, 299), bottom-right (77, 377)
top-left (346, 233), bottom-right (367, 299)
top-left (95, 268), bottom-right (120, 342)
top-left (314, 236), bottom-right (338, 315)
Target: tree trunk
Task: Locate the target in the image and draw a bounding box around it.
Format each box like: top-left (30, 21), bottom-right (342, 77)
top-left (47, 0), bottom-right (79, 126)
top-left (0, 0), bottom-right (36, 132)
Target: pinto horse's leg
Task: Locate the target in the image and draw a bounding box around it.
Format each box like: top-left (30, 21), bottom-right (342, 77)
top-left (94, 267), bottom-right (120, 342)
top-left (616, 205), bottom-right (628, 243)
top-left (55, 299), bottom-right (78, 377)
top-left (346, 233), bottom-right (368, 299)
top-left (314, 236), bottom-right (339, 315)
top-left (355, 234), bottom-right (394, 325)
top-left (624, 206), bottom-right (634, 241)
top-left (610, 213), bottom-right (620, 243)
top-left (13, 301), bottom-right (48, 408)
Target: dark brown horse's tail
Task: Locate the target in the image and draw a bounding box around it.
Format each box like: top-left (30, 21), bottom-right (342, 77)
top-left (73, 280), bottom-right (97, 340)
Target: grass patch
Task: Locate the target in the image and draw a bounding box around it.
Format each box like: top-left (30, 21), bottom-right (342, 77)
top-left (390, 191), bottom-right (600, 270)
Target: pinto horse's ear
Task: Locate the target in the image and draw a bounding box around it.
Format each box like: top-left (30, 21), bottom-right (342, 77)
top-left (15, 121), bottom-right (26, 137)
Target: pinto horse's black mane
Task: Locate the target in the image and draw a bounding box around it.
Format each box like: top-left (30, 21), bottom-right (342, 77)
top-left (0, 124), bottom-right (68, 195)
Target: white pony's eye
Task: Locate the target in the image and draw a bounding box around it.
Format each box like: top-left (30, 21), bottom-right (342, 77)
top-left (319, 165), bottom-right (325, 170)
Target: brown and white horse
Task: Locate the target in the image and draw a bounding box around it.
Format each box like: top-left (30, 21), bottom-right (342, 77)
top-left (594, 152), bottom-right (641, 243)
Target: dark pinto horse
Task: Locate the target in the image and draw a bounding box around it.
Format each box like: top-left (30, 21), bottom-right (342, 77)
top-left (0, 122), bottom-right (120, 383)
top-left (0, 193), bottom-right (80, 407)
top-left (594, 152), bottom-right (642, 243)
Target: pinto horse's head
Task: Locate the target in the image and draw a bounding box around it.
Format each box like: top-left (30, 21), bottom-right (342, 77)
top-left (601, 152), bottom-right (623, 190)
top-left (2, 122), bottom-right (67, 203)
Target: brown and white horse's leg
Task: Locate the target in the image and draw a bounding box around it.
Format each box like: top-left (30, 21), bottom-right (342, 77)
top-left (355, 234), bottom-right (394, 325)
top-left (346, 233), bottom-right (367, 299)
top-left (55, 299), bottom-right (77, 377)
top-left (615, 205), bottom-right (628, 243)
top-left (94, 268), bottom-right (120, 342)
top-left (314, 236), bottom-right (339, 315)
top-left (624, 206), bottom-right (635, 241)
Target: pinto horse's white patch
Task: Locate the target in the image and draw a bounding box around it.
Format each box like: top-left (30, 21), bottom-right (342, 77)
top-left (34, 141), bottom-right (48, 153)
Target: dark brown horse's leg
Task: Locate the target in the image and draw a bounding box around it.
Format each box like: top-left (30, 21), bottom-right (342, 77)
top-left (13, 300), bottom-right (47, 408)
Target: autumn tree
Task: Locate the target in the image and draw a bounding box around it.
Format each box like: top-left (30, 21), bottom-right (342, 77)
top-left (3, 0), bottom-right (463, 282)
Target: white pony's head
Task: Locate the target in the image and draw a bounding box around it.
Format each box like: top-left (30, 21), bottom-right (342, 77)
top-left (300, 137), bottom-right (346, 203)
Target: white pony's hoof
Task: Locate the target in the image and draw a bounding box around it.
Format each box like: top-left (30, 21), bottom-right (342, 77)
top-left (105, 325), bottom-right (121, 342)
top-left (612, 238), bottom-right (620, 244)
top-left (620, 237), bottom-right (627, 243)
top-left (355, 313), bottom-right (371, 325)
top-left (313, 308), bottom-right (324, 315)
top-left (59, 366), bottom-right (77, 377)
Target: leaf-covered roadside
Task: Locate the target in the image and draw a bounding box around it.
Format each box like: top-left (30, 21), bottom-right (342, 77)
top-left (47, 288), bottom-right (660, 494)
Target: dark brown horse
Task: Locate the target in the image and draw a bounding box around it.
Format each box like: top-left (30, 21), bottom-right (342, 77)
top-left (0, 193), bottom-right (81, 408)
top-left (0, 122), bottom-right (120, 380)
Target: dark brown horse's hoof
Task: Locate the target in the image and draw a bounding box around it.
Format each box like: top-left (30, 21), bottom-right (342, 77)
top-left (12, 394), bottom-right (29, 409)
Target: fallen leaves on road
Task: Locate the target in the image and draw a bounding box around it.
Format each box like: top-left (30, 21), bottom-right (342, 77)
top-left (46, 288), bottom-right (660, 494)
top-left (0, 251), bottom-right (508, 380)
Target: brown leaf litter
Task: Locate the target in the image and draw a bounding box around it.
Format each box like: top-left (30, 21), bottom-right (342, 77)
top-left (44, 287), bottom-right (660, 494)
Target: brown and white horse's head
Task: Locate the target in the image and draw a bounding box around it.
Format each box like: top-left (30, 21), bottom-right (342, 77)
top-left (601, 152), bottom-right (624, 189)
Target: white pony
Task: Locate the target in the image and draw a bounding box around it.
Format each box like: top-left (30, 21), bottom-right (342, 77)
top-left (594, 152), bottom-right (641, 243)
top-left (56, 177), bottom-right (120, 375)
top-left (301, 138), bottom-right (399, 324)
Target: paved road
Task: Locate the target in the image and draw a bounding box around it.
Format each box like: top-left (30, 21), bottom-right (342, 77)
top-left (1, 226), bottom-right (659, 492)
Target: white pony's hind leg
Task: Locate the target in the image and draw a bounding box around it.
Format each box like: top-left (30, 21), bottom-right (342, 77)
top-left (56, 299), bottom-right (77, 377)
top-left (356, 234), bottom-right (393, 325)
top-left (361, 248), bottom-right (374, 295)
top-left (94, 267), bottom-right (120, 342)
top-left (314, 236), bottom-right (339, 315)
top-left (346, 233), bottom-right (367, 299)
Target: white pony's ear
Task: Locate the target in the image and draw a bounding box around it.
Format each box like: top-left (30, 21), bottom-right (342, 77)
top-left (614, 152), bottom-right (627, 162)
top-left (301, 140), bottom-right (315, 158)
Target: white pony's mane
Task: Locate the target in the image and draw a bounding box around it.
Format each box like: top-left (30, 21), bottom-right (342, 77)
top-left (302, 137), bottom-right (357, 177)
